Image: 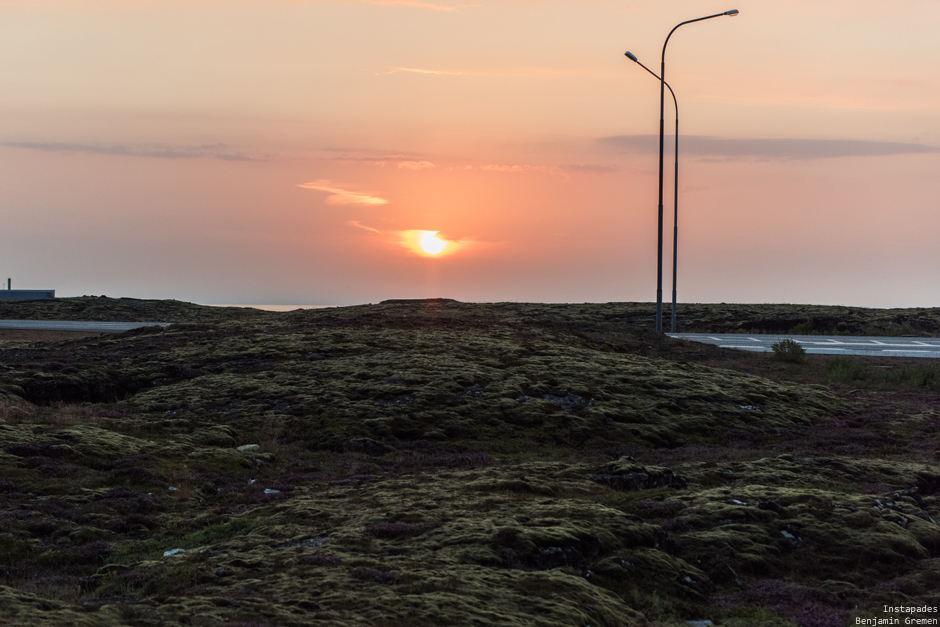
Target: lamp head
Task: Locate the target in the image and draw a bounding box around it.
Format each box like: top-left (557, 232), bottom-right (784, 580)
top-left (724, 9), bottom-right (739, 15)
top-left (624, 51), bottom-right (638, 62)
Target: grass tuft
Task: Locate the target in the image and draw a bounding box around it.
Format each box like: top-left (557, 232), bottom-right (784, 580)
top-left (771, 338), bottom-right (806, 363)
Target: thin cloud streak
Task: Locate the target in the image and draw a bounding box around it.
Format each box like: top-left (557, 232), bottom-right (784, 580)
top-left (381, 66), bottom-right (586, 78)
top-left (480, 164), bottom-right (557, 174)
top-left (298, 180), bottom-right (389, 205)
top-left (600, 135), bottom-right (940, 161)
top-left (293, 0), bottom-right (462, 9)
top-left (345, 220), bottom-right (382, 234)
top-left (0, 141), bottom-right (263, 162)
top-left (558, 164), bottom-right (620, 175)
top-left (383, 67), bottom-right (464, 76)
top-left (357, 0), bottom-right (460, 10)
top-left (473, 163), bottom-right (619, 178)
top-left (327, 155), bottom-right (614, 176)
top-left (329, 153), bottom-right (427, 167)
top-left (397, 161), bottom-right (435, 170)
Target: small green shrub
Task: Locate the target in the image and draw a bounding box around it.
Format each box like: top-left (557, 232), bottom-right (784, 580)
top-left (771, 339), bottom-right (806, 363)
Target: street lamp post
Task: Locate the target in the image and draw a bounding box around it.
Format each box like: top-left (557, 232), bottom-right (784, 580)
top-left (625, 52), bottom-right (680, 332)
top-left (630, 9), bottom-right (739, 334)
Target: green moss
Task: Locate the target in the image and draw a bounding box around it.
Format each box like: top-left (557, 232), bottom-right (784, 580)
top-left (0, 299), bottom-right (937, 624)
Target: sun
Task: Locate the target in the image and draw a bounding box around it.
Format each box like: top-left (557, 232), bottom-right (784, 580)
top-left (418, 231), bottom-right (447, 255)
top-left (398, 229), bottom-right (461, 257)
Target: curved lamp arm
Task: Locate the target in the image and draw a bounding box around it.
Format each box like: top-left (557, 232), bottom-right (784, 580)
top-left (663, 9), bottom-right (738, 64)
top-left (625, 52), bottom-right (677, 116)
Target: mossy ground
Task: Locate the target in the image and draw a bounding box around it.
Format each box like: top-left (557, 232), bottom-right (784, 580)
top-left (0, 298), bottom-right (938, 626)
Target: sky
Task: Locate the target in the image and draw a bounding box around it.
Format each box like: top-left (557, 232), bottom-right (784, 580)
top-left (1, 0), bottom-right (938, 308)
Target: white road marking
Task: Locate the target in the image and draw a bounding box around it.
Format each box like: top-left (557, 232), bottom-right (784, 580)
top-left (799, 341), bottom-right (925, 348)
top-left (670, 334), bottom-right (940, 359)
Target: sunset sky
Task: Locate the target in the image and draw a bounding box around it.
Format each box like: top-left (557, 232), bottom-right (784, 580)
top-left (1, 0), bottom-right (938, 307)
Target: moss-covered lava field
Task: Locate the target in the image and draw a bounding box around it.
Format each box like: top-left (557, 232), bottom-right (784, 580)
top-left (0, 297), bottom-right (938, 626)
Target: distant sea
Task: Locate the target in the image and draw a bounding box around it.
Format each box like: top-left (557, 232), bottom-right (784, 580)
top-left (203, 304), bottom-right (334, 312)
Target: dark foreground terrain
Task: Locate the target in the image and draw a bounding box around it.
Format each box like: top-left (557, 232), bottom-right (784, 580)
top-left (0, 297), bottom-right (938, 627)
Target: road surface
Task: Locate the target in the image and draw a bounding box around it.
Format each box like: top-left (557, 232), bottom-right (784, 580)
top-left (667, 333), bottom-right (940, 359)
top-left (0, 320), bottom-right (171, 333)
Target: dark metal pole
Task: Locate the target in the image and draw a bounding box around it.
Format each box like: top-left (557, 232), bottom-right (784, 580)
top-left (656, 60), bottom-right (665, 333)
top-left (627, 55), bottom-right (680, 333)
top-left (650, 9), bottom-right (738, 333)
top-left (672, 111), bottom-right (679, 333)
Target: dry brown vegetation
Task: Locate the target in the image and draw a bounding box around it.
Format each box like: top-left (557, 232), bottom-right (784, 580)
top-left (0, 297), bottom-right (938, 626)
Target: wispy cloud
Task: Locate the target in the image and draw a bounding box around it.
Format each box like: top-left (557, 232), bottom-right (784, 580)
top-left (346, 220), bottom-right (382, 233)
top-left (479, 164), bottom-right (556, 174)
top-left (328, 153), bottom-right (411, 161)
top-left (329, 153), bottom-right (429, 167)
top-left (383, 67), bottom-right (465, 75)
top-left (397, 160), bottom-right (435, 170)
top-left (599, 135), bottom-right (940, 161)
top-left (472, 163), bottom-right (618, 177)
top-left (0, 141), bottom-right (264, 162)
top-left (558, 164), bottom-right (620, 175)
top-left (357, 0), bottom-right (461, 10)
top-left (298, 180), bottom-right (389, 206)
top-left (379, 66), bottom-right (576, 79)
top-left (325, 152), bottom-right (614, 177)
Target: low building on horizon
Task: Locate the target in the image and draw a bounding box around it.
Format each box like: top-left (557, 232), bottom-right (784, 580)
top-left (0, 289), bottom-right (56, 300)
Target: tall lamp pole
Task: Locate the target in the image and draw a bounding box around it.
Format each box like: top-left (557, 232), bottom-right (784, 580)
top-left (625, 52), bottom-right (680, 332)
top-left (635, 9), bottom-right (739, 333)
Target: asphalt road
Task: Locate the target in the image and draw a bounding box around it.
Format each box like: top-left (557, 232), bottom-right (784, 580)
top-left (0, 320), bottom-right (171, 333)
top-left (667, 333), bottom-right (940, 359)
